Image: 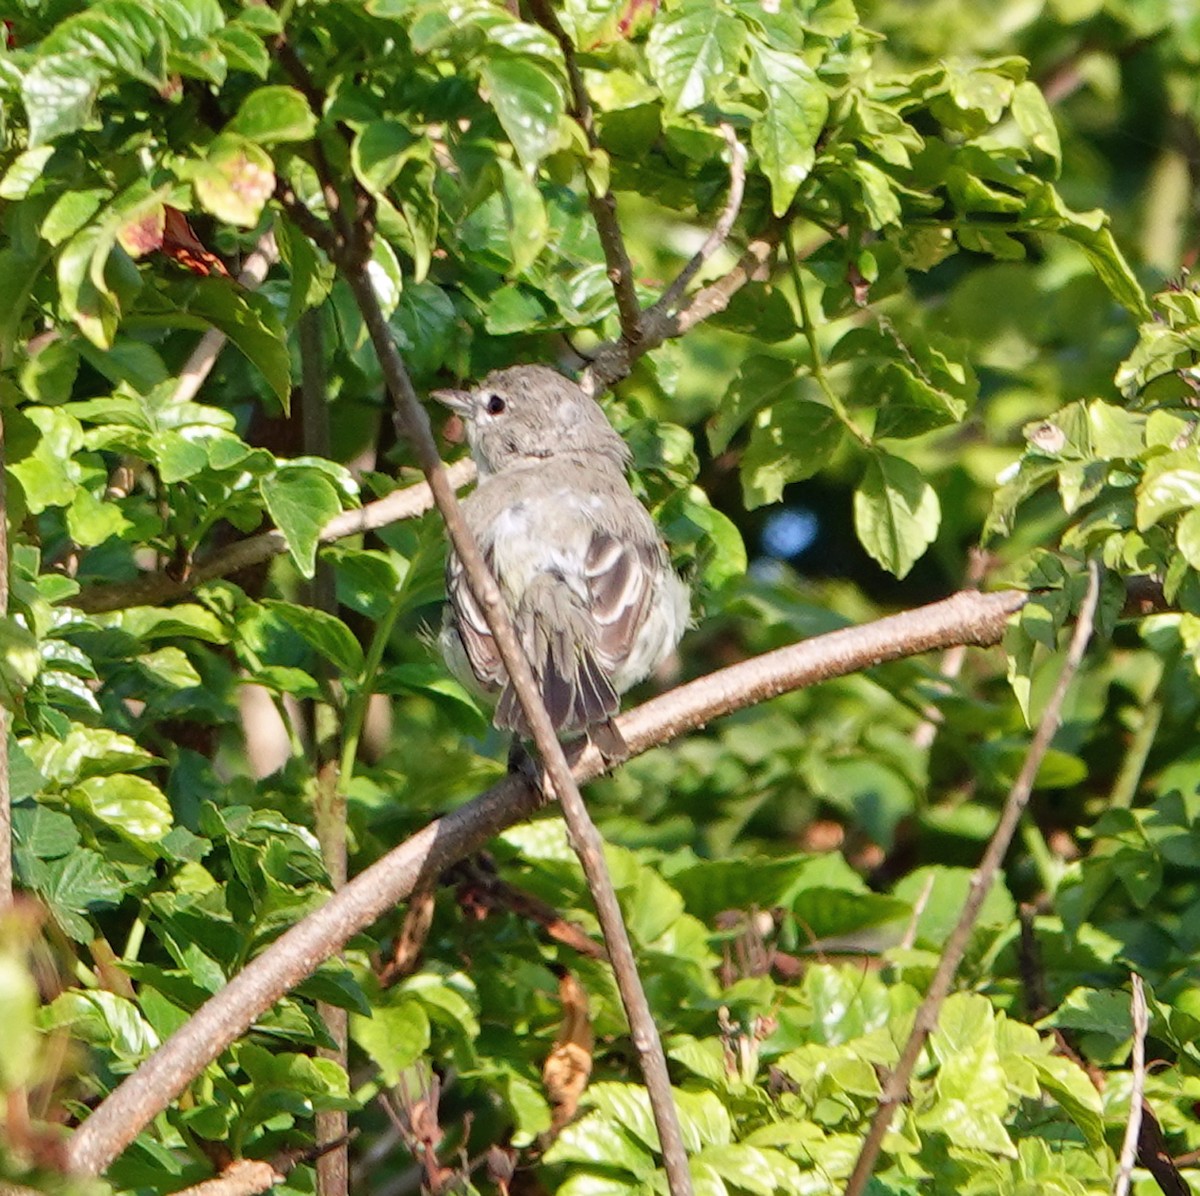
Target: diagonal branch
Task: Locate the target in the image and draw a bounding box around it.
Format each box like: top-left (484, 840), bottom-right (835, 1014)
top-left (650, 123), bottom-right (747, 318)
top-left (74, 460), bottom-right (476, 614)
top-left (842, 562), bottom-right (1102, 1196)
top-left (64, 586), bottom-right (1027, 1177)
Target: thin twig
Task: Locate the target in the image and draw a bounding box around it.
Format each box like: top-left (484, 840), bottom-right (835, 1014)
top-left (651, 123), bottom-right (747, 316)
top-left (74, 459), bottom-right (477, 614)
top-left (843, 561), bottom-right (1102, 1196)
top-left (1114, 974), bottom-right (1148, 1196)
top-left (298, 307), bottom-right (350, 1196)
top-left (583, 234), bottom-right (779, 395)
top-left (64, 586), bottom-right (1027, 1177)
top-left (525, 0), bottom-right (642, 342)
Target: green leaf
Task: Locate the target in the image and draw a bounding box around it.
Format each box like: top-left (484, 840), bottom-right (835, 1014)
top-left (69, 774), bottom-right (173, 843)
top-left (1059, 218), bottom-right (1150, 321)
top-left (0, 620), bottom-right (42, 708)
top-left (749, 45), bottom-right (828, 216)
top-left (182, 279), bottom-right (292, 405)
top-left (480, 55), bottom-right (564, 169)
top-left (352, 123), bottom-right (423, 194)
top-left (647, 3), bottom-right (747, 114)
top-left (263, 601), bottom-right (365, 676)
top-left (498, 159), bottom-right (549, 275)
top-left (1032, 1055), bottom-right (1105, 1149)
top-left (40, 989), bottom-right (158, 1063)
top-left (37, 849), bottom-right (125, 941)
top-left (350, 999), bottom-right (431, 1086)
top-left (12, 804), bottom-right (78, 861)
top-left (853, 452), bottom-right (940, 578)
top-left (263, 465), bottom-right (344, 578)
top-left (0, 147), bottom-right (56, 201)
top-left (27, 727), bottom-right (158, 784)
top-left (226, 85), bottom-right (316, 144)
top-left (1011, 81), bottom-right (1061, 167)
top-left (741, 401), bottom-right (843, 509)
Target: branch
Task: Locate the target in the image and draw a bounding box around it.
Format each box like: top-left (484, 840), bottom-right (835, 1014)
top-left (74, 460), bottom-right (477, 614)
top-left (650, 123), bottom-right (747, 317)
top-left (1114, 974), bottom-right (1148, 1196)
top-left (843, 563), bottom-right (1102, 1196)
top-left (171, 1160), bottom-right (284, 1196)
top-left (582, 234), bottom-right (779, 396)
top-left (64, 586), bottom-right (1027, 1177)
top-left (525, 0), bottom-right (642, 342)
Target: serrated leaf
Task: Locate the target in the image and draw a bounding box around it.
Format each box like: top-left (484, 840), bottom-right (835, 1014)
top-left (741, 401), bottom-right (843, 508)
top-left (853, 452), bottom-right (940, 578)
top-left (37, 849), bottom-right (125, 940)
top-left (647, 4), bottom-right (746, 114)
top-left (749, 45), bottom-right (828, 216)
top-left (263, 466), bottom-right (343, 578)
top-left (69, 773), bottom-right (173, 843)
top-left (480, 55), bottom-right (563, 169)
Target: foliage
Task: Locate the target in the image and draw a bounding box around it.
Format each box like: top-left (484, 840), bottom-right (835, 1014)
top-left (2, 0), bottom-right (1200, 1193)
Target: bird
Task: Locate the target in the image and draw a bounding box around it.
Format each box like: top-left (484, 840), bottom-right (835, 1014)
top-left (435, 365), bottom-right (689, 754)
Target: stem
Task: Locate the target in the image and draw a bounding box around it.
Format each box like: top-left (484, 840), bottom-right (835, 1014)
top-left (340, 592), bottom-right (404, 781)
top-left (786, 234), bottom-right (871, 447)
top-left (1109, 697), bottom-right (1161, 809)
top-left (843, 562), bottom-right (1101, 1196)
top-left (122, 917), bottom-right (147, 963)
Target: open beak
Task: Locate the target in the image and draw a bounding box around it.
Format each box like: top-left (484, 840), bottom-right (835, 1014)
top-left (431, 388), bottom-right (473, 416)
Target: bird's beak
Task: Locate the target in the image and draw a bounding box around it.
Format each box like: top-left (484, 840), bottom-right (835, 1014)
top-left (431, 388), bottom-right (473, 416)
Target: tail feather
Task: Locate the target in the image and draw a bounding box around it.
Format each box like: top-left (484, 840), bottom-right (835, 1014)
top-left (495, 645), bottom-right (618, 738)
top-left (492, 572), bottom-right (621, 739)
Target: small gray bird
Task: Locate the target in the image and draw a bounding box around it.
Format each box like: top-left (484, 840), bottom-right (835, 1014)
top-left (435, 365), bottom-right (689, 751)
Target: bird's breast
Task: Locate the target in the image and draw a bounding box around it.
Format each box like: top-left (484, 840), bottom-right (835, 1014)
top-left (484, 488), bottom-right (598, 602)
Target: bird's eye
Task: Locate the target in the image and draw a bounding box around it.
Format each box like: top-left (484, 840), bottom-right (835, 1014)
top-left (485, 394), bottom-right (506, 415)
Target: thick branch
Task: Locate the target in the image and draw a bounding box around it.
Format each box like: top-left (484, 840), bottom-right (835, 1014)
top-left (64, 586), bottom-right (1027, 1177)
top-left (74, 460), bottom-right (476, 614)
top-left (843, 564), bottom-right (1101, 1196)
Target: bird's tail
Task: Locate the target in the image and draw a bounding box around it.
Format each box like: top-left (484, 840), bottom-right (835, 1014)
top-left (494, 576), bottom-right (618, 738)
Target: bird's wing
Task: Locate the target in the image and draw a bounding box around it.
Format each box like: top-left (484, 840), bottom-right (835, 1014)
top-left (584, 530), bottom-right (660, 672)
top-left (446, 547), bottom-right (505, 691)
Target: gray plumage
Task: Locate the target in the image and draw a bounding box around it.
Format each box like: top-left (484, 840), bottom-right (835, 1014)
top-left (437, 365), bottom-right (689, 741)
